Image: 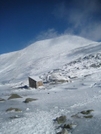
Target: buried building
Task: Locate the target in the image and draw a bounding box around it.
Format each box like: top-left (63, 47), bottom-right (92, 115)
top-left (28, 76), bottom-right (43, 89)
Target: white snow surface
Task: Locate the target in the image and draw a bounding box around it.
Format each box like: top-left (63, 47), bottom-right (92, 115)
top-left (0, 34), bottom-right (101, 134)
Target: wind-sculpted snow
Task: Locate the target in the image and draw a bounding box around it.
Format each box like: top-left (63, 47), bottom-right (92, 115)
top-left (41, 52), bottom-right (101, 84)
top-left (0, 35), bottom-right (101, 134)
top-left (0, 35), bottom-right (97, 85)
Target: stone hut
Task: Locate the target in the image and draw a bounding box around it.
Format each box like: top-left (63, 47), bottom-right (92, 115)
top-left (28, 76), bottom-right (43, 89)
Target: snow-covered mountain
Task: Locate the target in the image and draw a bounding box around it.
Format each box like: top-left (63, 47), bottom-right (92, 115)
top-left (0, 34), bottom-right (100, 85)
top-left (0, 35), bottom-right (101, 134)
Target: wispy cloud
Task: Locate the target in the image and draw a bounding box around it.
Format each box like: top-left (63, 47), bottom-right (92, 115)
top-left (36, 29), bottom-right (59, 40)
top-left (79, 22), bottom-right (101, 41)
top-left (53, 0), bottom-right (101, 41)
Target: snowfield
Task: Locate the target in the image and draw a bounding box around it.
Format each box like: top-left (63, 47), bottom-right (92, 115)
top-left (0, 35), bottom-right (101, 134)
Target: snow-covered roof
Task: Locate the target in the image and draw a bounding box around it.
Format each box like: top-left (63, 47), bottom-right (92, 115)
top-left (29, 76), bottom-right (42, 81)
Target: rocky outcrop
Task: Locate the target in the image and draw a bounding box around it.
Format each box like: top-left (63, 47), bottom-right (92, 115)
top-left (54, 109), bottom-right (94, 134)
top-left (55, 115), bottom-right (66, 124)
top-left (23, 98), bottom-right (37, 103)
top-left (71, 109), bottom-right (94, 119)
top-left (6, 107), bottom-right (22, 112)
top-left (0, 98), bottom-right (5, 102)
top-left (8, 94), bottom-right (22, 100)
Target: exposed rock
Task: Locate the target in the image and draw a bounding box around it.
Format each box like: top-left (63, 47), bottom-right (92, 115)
top-left (90, 63), bottom-right (101, 68)
top-left (63, 123), bottom-right (77, 129)
top-left (23, 98), bottom-right (37, 103)
top-left (80, 109), bottom-right (94, 115)
top-left (71, 109), bottom-right (94, 119)
top-left (17, 85), bottom-right (29, 89)
top-left (55, 109), bottom-right (94, 134)
top-left (83, 115), bottom-right (93, 118)
top-left (6, 107), bottom-right (22, 112)
top-left (8, 94), bottom-right (22, 100)
top-left (55, 115), bottom-right (66, 124)
top-left (57, 128), bottom-right (70, 134)
top-left (0, 98), bottom-right (5, 102)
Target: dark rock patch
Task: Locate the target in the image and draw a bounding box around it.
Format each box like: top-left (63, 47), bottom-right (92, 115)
top-left (63, 123), bottom-right (77, 129)
top-left (23, 98), bottom-right (37, 103)
top-left (54, 115), bottom-right (77, 134)
top-left (6, 107), bottom-right (22, 112)
top-left (55, 109), bottom-right (94, 134)
top-left (90, 63), bottom-right (101, 68)
top-left (55, 115), bottom-right (66, 124)
top-left (8, 94), bottom-right (22, 100)
top-left (71, 109), bottom-right (94, 120)
top-left (57, 128), bottom-right (69, 134)
top-left (80, 109), bottom-right (94, 115)
top-left (0, 98), bottom-right (5, 102)
top-left (17, 85), bottom-right (29, 89)
top-left (83, 115), bottom-right (93, 118)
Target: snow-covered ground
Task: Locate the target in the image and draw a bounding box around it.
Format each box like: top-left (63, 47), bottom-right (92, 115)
top-left (0, 35), bottom-right (101, 134)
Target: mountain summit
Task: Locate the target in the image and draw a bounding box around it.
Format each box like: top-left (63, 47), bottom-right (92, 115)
top-left (0, 35), bottom-right (100, 85)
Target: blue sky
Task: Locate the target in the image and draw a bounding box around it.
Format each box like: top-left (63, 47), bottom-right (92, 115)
top-left (0, 0), bottom-right (101, 54)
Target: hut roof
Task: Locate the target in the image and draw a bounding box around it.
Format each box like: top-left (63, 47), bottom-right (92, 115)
top-left (29, 76), bottom-right (42, 81)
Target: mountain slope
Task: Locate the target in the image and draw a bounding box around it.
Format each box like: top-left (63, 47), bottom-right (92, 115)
top-left (0, 34), bottom-right (100, 85)
top-left (0, 35), bottom-right (101, 134)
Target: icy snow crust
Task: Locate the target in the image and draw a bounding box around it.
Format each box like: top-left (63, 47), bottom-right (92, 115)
top-left (0, 35), bottom-right (101, 134)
